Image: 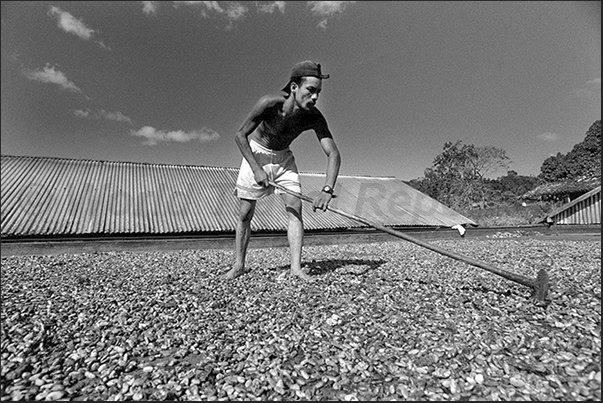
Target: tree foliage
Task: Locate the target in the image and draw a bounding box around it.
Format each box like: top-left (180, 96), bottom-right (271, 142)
top-left (410, 140), bottom-right (510, 209)
top-left (409, 120), bottom-right (600, 210)
top-left (486, 170), bottom-right (540, 206)
top-left (539, 120), bottom-right (601, 182)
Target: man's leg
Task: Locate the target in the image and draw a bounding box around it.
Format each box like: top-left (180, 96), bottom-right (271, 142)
top-left (281, 193), bottom-right (312, 280)
top-left (225, 198), bottom-right (256, 279)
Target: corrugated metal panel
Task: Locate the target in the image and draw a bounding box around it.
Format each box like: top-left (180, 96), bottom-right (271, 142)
top-left (520, 177), bottom-right (601, 200)
top-left (1, 155), bottom-right (476, 237)
top-left (543, 186), bottom-right (601, 225)
top-left (293, 174), bottom-right (472, 229)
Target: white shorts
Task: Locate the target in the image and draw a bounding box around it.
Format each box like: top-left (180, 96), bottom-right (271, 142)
top-left (234, 139), bottom-right (301, 200)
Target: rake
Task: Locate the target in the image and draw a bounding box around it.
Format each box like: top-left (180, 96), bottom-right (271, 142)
top-left (269, 181), bottom-right (550, 301)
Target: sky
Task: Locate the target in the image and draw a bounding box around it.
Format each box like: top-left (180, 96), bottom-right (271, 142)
top-left (1, 1), bottom-right (600, 182)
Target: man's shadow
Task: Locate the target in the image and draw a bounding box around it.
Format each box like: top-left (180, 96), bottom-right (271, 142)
top-left (273, 258), bottom-right (387, 277)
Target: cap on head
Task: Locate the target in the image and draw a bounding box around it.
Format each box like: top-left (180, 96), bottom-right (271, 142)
top-left (281, 60), bottom-right (329, 93)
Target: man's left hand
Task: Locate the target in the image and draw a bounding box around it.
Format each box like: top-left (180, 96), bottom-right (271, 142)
top-left (312, 192), bottom-right (332, 212)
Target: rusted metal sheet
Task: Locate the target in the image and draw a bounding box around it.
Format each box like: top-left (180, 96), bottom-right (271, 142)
top-left (1, 155), bottom-right (476, 237)
top-left (542, 186), bottom-right (601, 225)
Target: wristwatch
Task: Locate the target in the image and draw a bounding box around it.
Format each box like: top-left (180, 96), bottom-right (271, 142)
top-left (321, 185), bottom-right (334, 195)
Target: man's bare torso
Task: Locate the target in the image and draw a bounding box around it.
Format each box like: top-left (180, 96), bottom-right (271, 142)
top-left (248, 97), bottom-right (322, 151)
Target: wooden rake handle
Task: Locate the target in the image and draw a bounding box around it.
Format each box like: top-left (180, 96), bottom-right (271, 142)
top-left (269, 180), bottom-right (549, 301)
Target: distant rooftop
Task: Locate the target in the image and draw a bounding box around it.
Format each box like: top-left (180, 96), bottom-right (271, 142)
top-left (520, 177), bottom-right (601, 200)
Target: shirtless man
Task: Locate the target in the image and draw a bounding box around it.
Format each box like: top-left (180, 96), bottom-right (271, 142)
top-left (226, 60), bottom-right (341, 280)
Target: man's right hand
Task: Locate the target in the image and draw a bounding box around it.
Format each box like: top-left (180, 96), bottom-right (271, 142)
top-left (253, 169), bottom-right (269, 188)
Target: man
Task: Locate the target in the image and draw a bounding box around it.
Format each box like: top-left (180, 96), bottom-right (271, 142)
top-left (226, 60), bottom-right (341, 280)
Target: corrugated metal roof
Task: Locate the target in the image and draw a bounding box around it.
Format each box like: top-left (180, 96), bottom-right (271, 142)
top-left (540, 186), bottom-right (601, 225)
top-left (1, 155), bottom-right (476, 237)
top-left (520, 177), bottom-right (601, 200)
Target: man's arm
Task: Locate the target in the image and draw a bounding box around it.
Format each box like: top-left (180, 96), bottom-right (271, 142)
top-left (313, 134), bottom-right (341, 212)
top-left (320, 137), bottom-right (341, 190)
top-left (234, 96), bottom-right (271, 187)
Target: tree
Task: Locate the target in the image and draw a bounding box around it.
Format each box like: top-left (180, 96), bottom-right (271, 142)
top-left (539, 120), bottom-right (601, 182)
top-left (411, 140), bottom-right (511, 209)
top-left (496, 170), bottom-right (539, 196)
top-left (488, 170), bottom-right (540, 206)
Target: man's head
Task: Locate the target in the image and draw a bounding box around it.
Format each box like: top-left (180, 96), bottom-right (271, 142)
top-left (281, 60), bottom-right (329, 94)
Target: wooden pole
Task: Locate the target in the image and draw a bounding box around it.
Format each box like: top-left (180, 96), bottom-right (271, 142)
top-left (270, 181), bottom-right (549, 300)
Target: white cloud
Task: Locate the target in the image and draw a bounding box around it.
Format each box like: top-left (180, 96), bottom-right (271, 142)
top-left (307, 1), bottom-right (356, 29)
top-left (23, 64), bottom-right (83, 94)
top-left (99, 110), bottom-right (133, 124)
top-left (225, 2), bottom-right (247, 21)
top-left (47, 6), bottom-right (110, 50)
top-left (130, 126), bottom-right (220, 146)
top-left (174, 1), bottom-right (249, 24)
top-left (74, 109), bottom-right (90, 118)
top-left (536, 132), bottom-right (560, 142)
top-left (74, 109), bottom-right (133, 124)
top-left (570, 78), bottom-right (601, 100)
top-left (255, 1), bottom-right (285, 14)
top-left (146, 1), bottom-right (354, 29)
top-left (48, 6), bottom-right (94, 40)
top-left (142, 1), bottom-right (159, 15)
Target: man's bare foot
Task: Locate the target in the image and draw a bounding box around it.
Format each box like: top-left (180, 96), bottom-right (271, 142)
top-left (224, 266), bottom-right (247, 280)
top-left (290, 268), bottom-right (313, 281)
